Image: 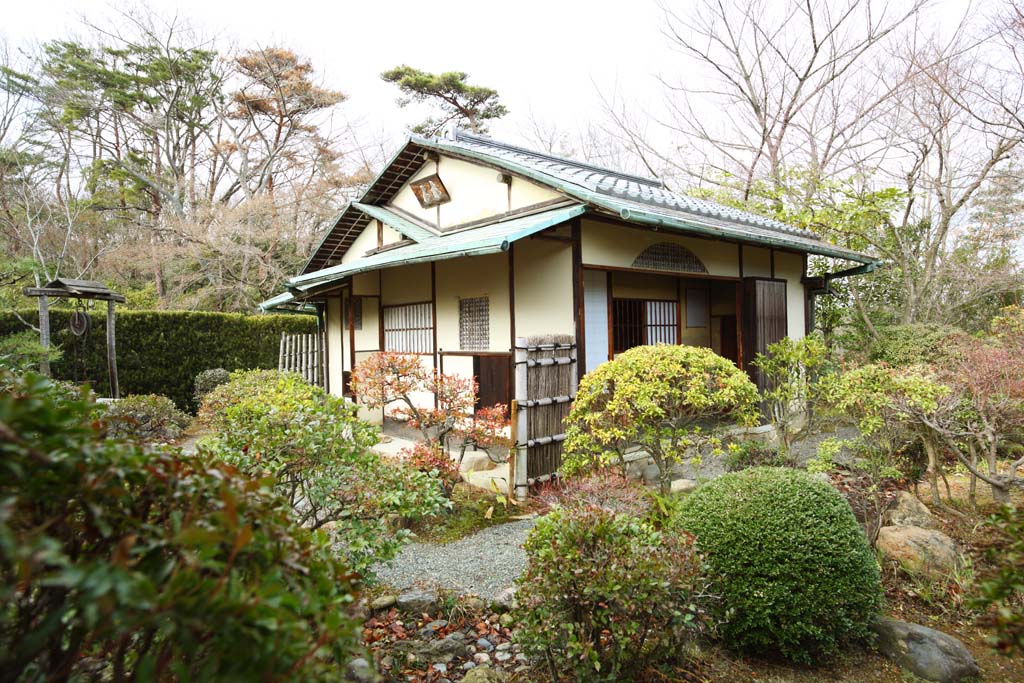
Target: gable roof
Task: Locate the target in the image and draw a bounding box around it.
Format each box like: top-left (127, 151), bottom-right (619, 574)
top-left (301, 129), bottom-right (875, 277)
top-left (261, 202), bottom-right (585, 312)
top-left (265, 129), bottom-right (878, 312)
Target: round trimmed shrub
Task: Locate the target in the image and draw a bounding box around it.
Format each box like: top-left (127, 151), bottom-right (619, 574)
top-left (194, 367), bottom-right (231, 401)
top-left (675, 467), bottom-right (881, 662)
top-left (102, 393), bottom-right (190, 441)
top-left (516, 504), bottom-right (711, 682)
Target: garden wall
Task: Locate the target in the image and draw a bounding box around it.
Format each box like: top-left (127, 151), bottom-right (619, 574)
top-left (0, 309), bottom-right (316, 411)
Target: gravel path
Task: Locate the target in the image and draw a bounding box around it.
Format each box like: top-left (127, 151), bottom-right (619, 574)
top-left (374, 517), bottom-right (537, 600)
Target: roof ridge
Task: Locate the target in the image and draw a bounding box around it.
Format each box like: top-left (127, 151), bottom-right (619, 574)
top-left (452, 128), bottom-right (665, 189)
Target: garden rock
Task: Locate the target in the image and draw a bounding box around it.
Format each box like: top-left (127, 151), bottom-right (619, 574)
top-left (871, 617), bottom-right (979, 683)
top-left (884, 491), bottom-right (938, 529)
top-left (462, 665), bottom-right (510, 683)
top-left (392, 632), bottom-right (468, 664)
top-left (491, 587), bottom-right (516, 611)
top-left (671, 478), bottom-right (698, 494)
top-left (345, 657), bottom-right (375, 683)
top-left (876, 525), bottom-right (958, 576)
top-left (396, 588), bottom-right (439, 614)
top-left (369, 594), bottom-right (397, 611)
top-left (460, 452), bottom-right (496, 473)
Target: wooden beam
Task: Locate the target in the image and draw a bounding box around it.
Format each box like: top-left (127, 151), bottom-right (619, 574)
top-left (23, 287), bottom-right (126, 303)
top-left (106, 300), bottom-right (119, 399)
top-left (735, 281), bottom-right (744, 370)
top-left (38, 295), bottom-right (50, 377)
top-left (571, 217), bottom-right (585, 381)
top-left (431, 262), bottom-right (439, 409)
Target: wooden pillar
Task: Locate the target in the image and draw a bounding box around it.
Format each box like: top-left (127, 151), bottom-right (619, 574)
top-left (106, 299), bottom-right (119, 399)
top-left (571, 218), bottom-right (584, 381)
top-left (513, 338), bottom-right (529, 500)
top-left (735, 281), bottom-right (744, 370)
top-left (38, 294), bottom-right (51, 377)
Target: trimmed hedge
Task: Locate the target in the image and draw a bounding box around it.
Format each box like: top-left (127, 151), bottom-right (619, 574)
top-left (676, 467), bottom-right (882, 663)
top-left (0, 309), bottom-right (315, 411)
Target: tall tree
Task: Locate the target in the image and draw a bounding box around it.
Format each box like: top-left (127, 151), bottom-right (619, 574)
top-left (381, 65), bottom-right (507, 135)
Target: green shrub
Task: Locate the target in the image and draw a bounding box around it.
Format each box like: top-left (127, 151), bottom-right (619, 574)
top-left (868, 323), bottom-right (965, 368)
top-left (564, 344), bottom-right (759, 495)
top-left (0, 329), bottom-right (61, 373)
top-left (0, 371), bottom-right (363, 682)
top-left (0, 309), bottom-right (315, 411)
top-left (200, 370), bottom-right (448, 576)
top-left (971, 504), bottom-right (1024, 655)
top-left (675, 467), bottom-right (881, 662)
top-left (194, 367), bottom-right (231, 401)
top-left (722, 439), bottom-right (789, 471)
top-left (102, 393), bottom-right (191, 441)
top-left (516, 504), bottom-right (711, 682)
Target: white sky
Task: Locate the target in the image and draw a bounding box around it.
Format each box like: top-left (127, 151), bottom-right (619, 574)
top-left (3, 0), bottom-right (670, 145)
top-left (3, 0), bottom-right (978, 165)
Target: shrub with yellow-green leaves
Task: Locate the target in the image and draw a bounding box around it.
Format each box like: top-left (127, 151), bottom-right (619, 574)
top-left (563, 345), bottom-right (759, 495)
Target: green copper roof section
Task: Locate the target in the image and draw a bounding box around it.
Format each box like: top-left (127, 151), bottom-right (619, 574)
top-left (352, 202), bottom-right (435, 242)
top-left (257, 290), bottom-right (317, 313)
top-left (289, 202), bottom-right (586, 291)
top-left (410, 134), bottom-right (878, 265)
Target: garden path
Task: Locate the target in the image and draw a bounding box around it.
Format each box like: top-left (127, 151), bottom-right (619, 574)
top-left (373, 517), bottom-right (537, 601)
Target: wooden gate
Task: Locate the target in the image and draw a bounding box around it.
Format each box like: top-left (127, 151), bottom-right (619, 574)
top-left (278, 331), bottom-right (325, 387)
top-left (510, 335), bottom-right (578, 499)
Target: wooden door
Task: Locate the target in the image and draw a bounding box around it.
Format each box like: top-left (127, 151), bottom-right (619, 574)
top-left (743, 278), bottom-right (787, 389)
top-left (474, 355), bottom-right (511, 413)
top-left (719, 315), bottom-right (738, 365)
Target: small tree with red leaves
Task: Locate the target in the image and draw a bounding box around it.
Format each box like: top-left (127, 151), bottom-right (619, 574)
top-left (351, 351), bottom-right (511, 469)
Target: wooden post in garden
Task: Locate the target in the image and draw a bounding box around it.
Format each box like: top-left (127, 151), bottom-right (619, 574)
top-left (106, 300), bottom-right (119, 399)
top-left (513, 337), bottom-right (529, 500)
top-left (38, 294), bottom-right (51, 377)
top-left (24, 279), bottom-right (123, 395)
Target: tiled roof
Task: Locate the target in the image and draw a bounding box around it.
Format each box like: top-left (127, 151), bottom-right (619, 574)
top-left (445, 130), bottom-right (818, 241)
top-left (260, 203), bottom-right (587, 311)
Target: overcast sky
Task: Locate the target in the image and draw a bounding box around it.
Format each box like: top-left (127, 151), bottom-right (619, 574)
top-left (3, 0), bottom-right (673, 144)
top-left (3, 0), bottom-right (978, 161)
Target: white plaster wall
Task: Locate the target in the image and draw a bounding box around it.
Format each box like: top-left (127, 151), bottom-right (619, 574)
top-left (581, 219), bottom-right (740, 277)
top-left (435, 252), bottom-right (511, 353)
top-left (388, 155), bottom-right (562, 230)
top-left (342, 222), bottom-right (379, 264)
top-left (353, 296), bottom-right (380, 353)
top-left (741, 245), bottom-right (772, 277)
top-left (351, 272), bottom-right (379, 296)
top-left (611, 271), bottom-right (677, 299)
top-left (381, 263), bottom-right (432, 305)
top-left (513, 238), bottom-right (574, 338)
top-left (382, 224), bottom-right (402, 245)
top-left (776, 251), bottom-right (806, 340)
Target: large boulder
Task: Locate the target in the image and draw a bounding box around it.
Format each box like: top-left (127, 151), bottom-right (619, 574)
top-left (396, 587), bottom-right (440, 615)
top-left (392, 632), bottom-right (469, 664)
top-left (462, 665), bottom-right (510, 683)
top-left (885, 491), bottom-right (938, 529)
top-left (872, 617), bottom-right (979, 683)
top-left (876, 525), bottom-right (958, 576)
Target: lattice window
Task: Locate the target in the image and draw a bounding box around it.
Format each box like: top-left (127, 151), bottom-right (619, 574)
top-left (612, 298), bottom-right (677, 353)
top-left (383, 302), bottom-right (434, 353)
top-left (632, 243), bottom-right (708, 274)
top-left (459, 297), bottom-right (490, 351)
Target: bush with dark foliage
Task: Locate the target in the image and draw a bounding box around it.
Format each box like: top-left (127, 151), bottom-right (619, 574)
top-left (102, 393), bottom-right (191, 441)
top-left (676, 467), bottom-right (882, 663)
top-left (0, 371), bottom-right (363, 682)
top-left (516, 504), bottom-right (711, 682)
